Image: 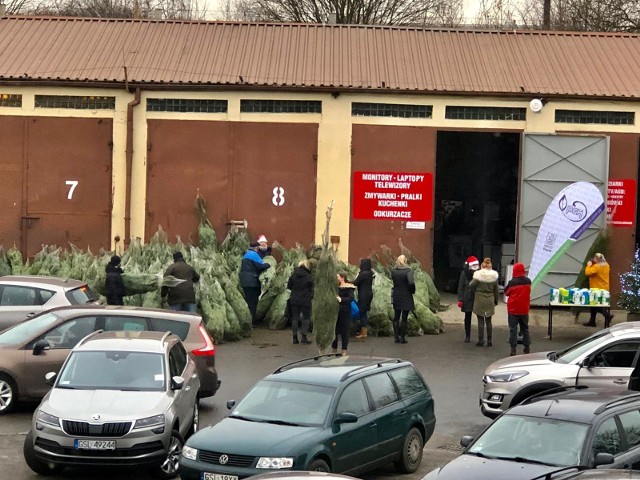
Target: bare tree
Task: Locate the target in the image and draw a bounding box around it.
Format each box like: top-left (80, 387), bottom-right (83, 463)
top-left (21, 0), bottom-right (207, 19)
top-left (221, 0), bottom-right (464, 26)
top-left (475, 0), bottom-right (640, 32)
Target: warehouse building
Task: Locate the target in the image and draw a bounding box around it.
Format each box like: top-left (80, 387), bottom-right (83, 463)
top-left (0, 16), bottom-right (639, 303)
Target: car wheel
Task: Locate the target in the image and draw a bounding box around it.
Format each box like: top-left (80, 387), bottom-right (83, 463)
top-left (187, 402), bottom-right (199, 438)
top-left (23, 431), bottom-right (64, 476)
top-left (308, 458), bottom-right (330, 472)
top-left (156, 430), bottom-right (184, 479)
top-left (395, 427), bottom-right (424, 474)
top-left (0, 374), bottom-right (17, 415)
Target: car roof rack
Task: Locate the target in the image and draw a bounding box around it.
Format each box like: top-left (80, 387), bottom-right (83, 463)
top-left (594, 392), bottom-right (640, 414)
top-left (75, 329), bottom-right (104, 348)
top-left (273, 354), bottom-right (345, 374)
top-left (339, 359), bottom-right (404, 381)
top-left (520, 385), bottom-right (589, 405)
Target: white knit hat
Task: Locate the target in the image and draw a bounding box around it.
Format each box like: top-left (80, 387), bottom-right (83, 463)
top-left (257, 234), bottom-right (268, 243)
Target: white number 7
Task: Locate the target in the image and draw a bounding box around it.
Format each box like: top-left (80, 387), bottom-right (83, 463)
top-left (65, 180), bottom-right (79, 200)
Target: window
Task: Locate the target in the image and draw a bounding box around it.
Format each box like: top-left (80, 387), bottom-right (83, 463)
top-left (149, 318), bottom-right (190, 340)
top-left (65, 285), bottom-right (98, 305)
top-left (0, 94), bottom-right (22, 107)
top-left (445, 106), bottom-right (526, 121)
top-left (0, 313), bottom-right (59, 346)
top-left (336, 380), bottom-right (370, 417)
top-left (592, 342), bottom-right (640, 368)
top-left (37, 289), bottom-right (55, 305)
top-left (364, 373), bottom-right (398, 409)
top-left (352, 102), bottom-right (432, 118)
top-left (555, 110), bottom-right (635, 125)
top-left (146, 98), bottom-right (228, 113)
top-left (0, 286), bottom-right (38, 306)
top-left (619, 410), bottom-right (640, 449)
top-left (169, 344), bottom-right (187, 377)
top-left (240, 99), bottom-right (322, 114)
top-left (592, 417), bottom-right (622, 456)
top-left (35, 95), bottom-right (115, 110)
top-left (38, 317), bottom-right (97, 349)
top-left (390, 366), bottom-right (427, 398)
top-left (103, 316), bottom-right (147, 332)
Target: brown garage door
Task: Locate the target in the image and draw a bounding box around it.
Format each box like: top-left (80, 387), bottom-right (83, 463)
top-left (350, 125), bottom-right (436, 269)
top-left (0, 116), bottom-right (24, 249)
top-left (146, 121), bottom-right (318, 248)
top-left (0, 116), bottom-right (112, 257)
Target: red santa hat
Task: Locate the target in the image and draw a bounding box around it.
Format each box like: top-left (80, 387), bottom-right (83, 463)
top-left (257, 234), bottom-right (268, 243)
top-left (466, 256), bottom-right (479, 267)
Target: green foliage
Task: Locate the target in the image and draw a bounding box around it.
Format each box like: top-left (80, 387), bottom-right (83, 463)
top-left (311, 249), bottom-right (339, 350)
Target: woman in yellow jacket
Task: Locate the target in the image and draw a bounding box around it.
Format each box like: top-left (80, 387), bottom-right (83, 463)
top-left (584, 253), bottom-right (613, 328)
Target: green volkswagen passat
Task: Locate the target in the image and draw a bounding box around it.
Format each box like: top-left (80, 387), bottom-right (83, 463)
top-left (180, 355), bottom-right (435, 479)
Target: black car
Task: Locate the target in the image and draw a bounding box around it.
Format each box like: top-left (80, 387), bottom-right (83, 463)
top-left (424, 388), bottom-right (640, 480)
top-left (180, 355), bottom-right (436, 479)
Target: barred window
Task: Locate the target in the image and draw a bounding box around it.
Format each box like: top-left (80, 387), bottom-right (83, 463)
top-left (445, 106), bottom-right (526, 121)
top-left (555, 110), bottom-right (635, 125)
top-left (35, 95), bottom-right (115, 110)
top-left (0, 94), bottom-right (22, 108)
top-left (352, 102), bottom-right (432, 118)
top-left (146, 98), bottom-right (228, 113)
top-left (240, 100), bottom-right (321, 114)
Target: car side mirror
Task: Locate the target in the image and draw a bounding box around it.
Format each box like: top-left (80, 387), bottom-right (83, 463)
top-left (335, 412), bottom-right (358, 424)
top-left (460, 436), bottom-right (474, 448)
top-left (594, 452), bottom-right (614, 466)
top-left (33, 340), bottom-right (50, 356)
top-left (581, 356), bottom-right (592, 368)
top-left (45, 372), bottom-right (57, 386)
top-left (226, 400), bottom-right (236, 410)
top-left (171, 376), bottom-right (184, 390)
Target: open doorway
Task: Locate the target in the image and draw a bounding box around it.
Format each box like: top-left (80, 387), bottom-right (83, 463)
top-left (433, 131), bottom-right (520, 292)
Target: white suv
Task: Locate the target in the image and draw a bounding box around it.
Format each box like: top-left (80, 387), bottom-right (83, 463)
top-left (481, 322), bottom-right (640, 418)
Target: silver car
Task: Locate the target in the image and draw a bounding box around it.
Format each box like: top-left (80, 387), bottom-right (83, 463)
top-left (0, 275), bottom-right (98, 331)
top-left (480, 322), bottom-right (640, 418)
top-left (24, 330), bottom-right (199, 479)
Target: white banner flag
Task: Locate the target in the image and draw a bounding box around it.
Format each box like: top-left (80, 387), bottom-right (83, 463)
top-left (530, 182), bottom-right (605, 287)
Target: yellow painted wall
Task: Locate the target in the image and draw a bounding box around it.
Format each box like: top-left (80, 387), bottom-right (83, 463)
top-left (2, 87), bottom-right (640, 259)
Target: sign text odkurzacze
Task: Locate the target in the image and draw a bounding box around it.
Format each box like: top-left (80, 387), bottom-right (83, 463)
top-left (352, 171), bottom-right (433, 221)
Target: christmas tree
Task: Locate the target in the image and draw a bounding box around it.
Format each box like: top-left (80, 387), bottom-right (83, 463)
top-left (619, 248), bottom-right (640, 314)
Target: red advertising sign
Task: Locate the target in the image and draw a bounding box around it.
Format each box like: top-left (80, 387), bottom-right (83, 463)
top-left (607, 178), bottom-right (637, 227)
top-left (352, 171), bottom-right (433, 222)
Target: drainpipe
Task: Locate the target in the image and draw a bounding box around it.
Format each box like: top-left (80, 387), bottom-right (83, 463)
top-left (125, 88), bottom-right (141, 247)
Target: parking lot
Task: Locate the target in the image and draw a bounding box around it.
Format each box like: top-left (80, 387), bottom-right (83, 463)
top-left (0, 309), bottom-right (592, 480)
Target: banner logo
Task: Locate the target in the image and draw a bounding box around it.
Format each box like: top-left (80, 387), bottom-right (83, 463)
top-left (559, 195), bottom-right (587, 222)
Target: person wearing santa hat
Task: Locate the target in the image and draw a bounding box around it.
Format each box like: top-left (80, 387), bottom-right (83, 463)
top-left (256, 234), bottom-right (272, 259)
top-left (457, 256), bottom-right (479, 343)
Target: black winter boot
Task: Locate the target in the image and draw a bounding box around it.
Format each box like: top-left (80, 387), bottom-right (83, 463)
top-left (301, 335), bottom-right (311, 345)
top-left (292, 334), bottom-right (299, 344)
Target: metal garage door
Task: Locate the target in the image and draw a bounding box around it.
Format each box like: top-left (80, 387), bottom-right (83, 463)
top-left (349, 124), bottom-right (436, 267)
top-left (0, 116), bottom-right (113, 257)
top-left (146, 121), bottom-right (318, 247)
top-left (518, 134), bottom-right (609, 305)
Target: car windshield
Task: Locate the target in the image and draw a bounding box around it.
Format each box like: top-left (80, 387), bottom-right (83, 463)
top-left (555, 329), bottom-right (612, 364)
top-left (58, 351), bottom-right (165, 391)
top-left (468, 415), bottom-right (588, 466)
top-left (0, 312), bottom-right (60, 345)
top-left (232, 380), bottom-right (336, 426)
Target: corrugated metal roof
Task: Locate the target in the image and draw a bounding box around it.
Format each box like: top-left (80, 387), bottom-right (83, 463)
top-left (1, 16), bottom-right (640, 98)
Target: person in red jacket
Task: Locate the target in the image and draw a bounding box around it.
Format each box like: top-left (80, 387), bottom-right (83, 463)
top-left (505, 263), bottom-right (532, 356)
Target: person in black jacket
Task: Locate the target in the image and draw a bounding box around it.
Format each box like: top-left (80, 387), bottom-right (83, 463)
top-left (161, 251), bottom-right (200, 312)
top-left (105, 255), bottom-right (125, 305)
top-left (239, 242), bottom-right (271, 322)
top-left (331, 273), bottom-right (356, 356)
top-left (391, 255), bottom-right (415, 344)
top-left (457, 256), bottom-right (479, 343)
top-left (354, 258), bottom-right (374, 341)
top-left (287, 259), bottom-right (314, 344)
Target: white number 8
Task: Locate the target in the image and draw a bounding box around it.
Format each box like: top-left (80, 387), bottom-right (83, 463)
top-left (66, 180), bottom-right (79, 200)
